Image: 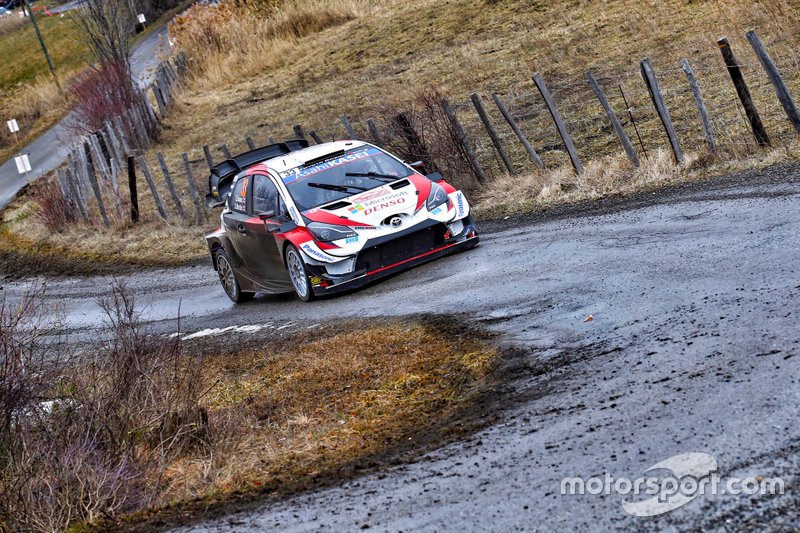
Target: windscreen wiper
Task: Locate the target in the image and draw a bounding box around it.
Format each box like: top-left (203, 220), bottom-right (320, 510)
top-left (345, 171), bottom-right (401, 182)
top-left (307, 182), bottom-right (368, 192)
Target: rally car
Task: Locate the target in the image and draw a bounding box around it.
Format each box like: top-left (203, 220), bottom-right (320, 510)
top-left (204, 139), bottom-right (479, 302)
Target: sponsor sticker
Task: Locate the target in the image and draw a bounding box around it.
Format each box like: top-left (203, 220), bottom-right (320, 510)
top-left (301, 242), bottom-right (337, 263)
top-left (345, 236), bottom-right (359, 243)
top-left (455, 191), bottom-right (466, 218)
top-left (309, 276), bottom-right (323, 286)
top-left (349, 204), bottom-right (365, 215)
top-left (281, 147), bottom-right (382, 184)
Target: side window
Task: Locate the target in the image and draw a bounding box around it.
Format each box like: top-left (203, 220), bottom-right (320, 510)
top-left (252, 174), bottom-right (279, 215)
top-left (231, 176), bottom-right (249, 213)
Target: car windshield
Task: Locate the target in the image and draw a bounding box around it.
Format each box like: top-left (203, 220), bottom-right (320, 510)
top-left (280, 146), bottom-right (413, 211)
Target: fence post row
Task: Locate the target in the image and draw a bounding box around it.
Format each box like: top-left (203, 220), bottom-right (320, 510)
top-left (293, 124), bottom-right (306, 141)
top-left (491, 92), bottom-right (545, 170)
top-left (717, 37), bottom-right (771, 147)
top-left (340, 115), bottom-right (358, 139)
top-left (745, 30), bottom-right (800, 132)
top-left (137, 156), bottom-right (169, 221)
top-left (182, 152), bottom-right (205, 225)
top-left (156, 152), bottom-right (186, 219)
top-left (681, 59), bottom-right (717, 154)
top-left (441, 98), bottom-right (488, 185)
top-left (640, 58), bottom-right (684, 163)
top-left (532, 73), bottom-right (584, 174)
top-left (83, 142), bottom-right (110, 226)
top-left (309, 130), bottom-right (324, 144)
top-left (245, 136), bottom-right (256, 150)
top-left (366, 119), bottom-right (383, 147)
top-left (470, 93), bottom-right (516, 175)
top-left (586, 71), bottom-right (640, 167)
top-left (65, 167), bottom-right (88, 222)
top-left (128, 155), bottom-right (139, 223)
top-left (394, 111), bottom-right (437, 173)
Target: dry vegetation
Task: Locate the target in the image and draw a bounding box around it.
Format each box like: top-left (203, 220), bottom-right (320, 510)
top-left (4, 0), bottom-right (800, 271)
top-left (0, 282), bottom-right (499, 530)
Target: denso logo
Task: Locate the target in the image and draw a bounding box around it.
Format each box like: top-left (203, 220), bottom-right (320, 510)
top-left (362, 196), bottom-right (407, 216)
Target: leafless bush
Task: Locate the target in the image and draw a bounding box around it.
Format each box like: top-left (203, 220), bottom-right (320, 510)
top-left (0, 281), bottom-right (211, 530)
top-left (371, 88), bottom-right (480, 192)
top-left (68, 60), bottom-right (142, 136)
top-left (32, 179), bottom-right (76, 232)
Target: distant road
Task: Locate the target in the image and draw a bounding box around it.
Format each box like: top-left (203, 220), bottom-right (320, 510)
top-left (0, 25), bottom-right (170, 210)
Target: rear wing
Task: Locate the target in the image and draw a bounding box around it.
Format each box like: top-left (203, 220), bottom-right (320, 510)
top-left (205, 139), bottom-right (309, 208)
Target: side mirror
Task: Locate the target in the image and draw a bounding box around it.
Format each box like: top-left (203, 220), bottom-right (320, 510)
top-left (258, 210), bottom-right (276, 221)
top-left (409, 161), bottom-right (425, 170)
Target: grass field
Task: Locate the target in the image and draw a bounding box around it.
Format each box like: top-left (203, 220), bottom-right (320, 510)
top-left (0, 11), bottom-right (89, 161)
top-left (4, 0), bottom-right (800, 272)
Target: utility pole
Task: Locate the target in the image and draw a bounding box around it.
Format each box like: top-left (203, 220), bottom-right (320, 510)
top-left (23, 0), bottom-right (63, 95)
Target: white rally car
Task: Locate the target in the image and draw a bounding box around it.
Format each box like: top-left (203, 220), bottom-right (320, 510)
top-left (204, 139), bottom-right (479, 302)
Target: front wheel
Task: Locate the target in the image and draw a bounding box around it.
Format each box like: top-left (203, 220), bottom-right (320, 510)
top-left (285, 245), bottom-right (314, 302)
top-left (214, 248), bottom-right (254, 303)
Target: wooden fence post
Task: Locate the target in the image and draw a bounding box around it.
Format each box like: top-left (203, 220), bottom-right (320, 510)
top-left (586, 71), bottom-right (640, 167)
top-left (470, 93), bottom-right (516, 175)
top-left (202, 145), bottom-right (214, 170)
top-left (140, 88), bottom-right (160, 127)
top-left (366, 119), bottom-right (383, 146)
top-left (65, 167), bottom-right (88, 222)
top-left (112, 116), bottom-right (131, 156)
top-left (394, 111), bottom-right (436, 173)
top-left (491, 92), bottom-right (544, 170)
top-left (746, 30), bottom-right (800, 132)
top-left (293, 125), bottom-right (306, 141)
top-left (441, 99), bottom-right (488, 185)
top-left (532, 73), bottom-right (584, 173)
top-left (83, 142), bottom-right (110, 226)
top-left (340, 115), bottom-right (358, 139)
top-left (137, 156), bottom-right (169, 221)
top-left (245, 136), bottom-right (256, 150)
top-left (128, 155), bottom-right (139, 223)
top-left (182, 153), bottom-right (205, 225)
top-left (101, 122), bottom-right (123, 171)
top-left (681, 59), bottom-right (717, 153)
top-left (717, 37), bottom-right (771, 147)
top-left (309, 130), bottom-right (324, 144)
top-left (640, 59), bottom-right (685, 162)
top-left (56, 168), bottom-right (69, 201)
top-left (152, 83), bottom-right (167, 117)
top-left (109, 158), bottom-right (123, 217)
top-left (88, 134), bottom-right (111, 182)
top-left (219, 144), bottom-right (232, 159)
top-left (156, 152), bottom-right (186, 219)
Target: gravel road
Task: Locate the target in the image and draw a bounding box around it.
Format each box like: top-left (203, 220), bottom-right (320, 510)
top-left (5, 164), bottom-right (799, 530)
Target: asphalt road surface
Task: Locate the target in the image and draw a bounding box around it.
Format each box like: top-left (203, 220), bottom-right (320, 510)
top-left (4, 165), bottom-right (799, 530)
top-left (0, 26), bottom-right (170, 210)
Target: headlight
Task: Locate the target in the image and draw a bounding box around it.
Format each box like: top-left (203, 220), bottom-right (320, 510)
top-left (306, 222), bottom-right (358, 242)
top-left (426, 182), bottom-right (448, 211)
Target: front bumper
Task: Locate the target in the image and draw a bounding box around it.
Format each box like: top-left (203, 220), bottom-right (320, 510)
top-left (306, 217), bottom-right (478, 296)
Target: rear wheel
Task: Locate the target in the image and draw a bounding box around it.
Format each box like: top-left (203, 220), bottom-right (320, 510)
top-left (214, 248), bottom-right (254, 303)
top-left (285, 245), bottom-right (314, 302)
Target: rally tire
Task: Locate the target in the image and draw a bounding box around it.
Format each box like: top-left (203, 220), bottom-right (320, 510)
top-left (214, 248), bottom-right (254, 303)
top-left (285, 244), bottom-right (315, 302)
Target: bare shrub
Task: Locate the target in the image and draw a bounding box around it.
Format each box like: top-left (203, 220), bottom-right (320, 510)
top-left (68, 60), bottom-right (142, 136)
top-left (32, 179), bottom-right (76, 232)
top-left (371, 88), bottom-right (480, 192)
top-left (0, 281), bottom-right (210, 530)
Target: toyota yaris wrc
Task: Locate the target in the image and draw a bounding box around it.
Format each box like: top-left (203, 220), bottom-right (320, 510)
top-left (204, 139), bottom-right (479, 302)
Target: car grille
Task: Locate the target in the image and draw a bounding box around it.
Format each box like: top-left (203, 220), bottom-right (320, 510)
top-left (355, 223), bottom-right (447, 272)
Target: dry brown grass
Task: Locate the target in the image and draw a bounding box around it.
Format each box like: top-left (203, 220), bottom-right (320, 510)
top-left (148, 322), bottom-right (497, 508)
top-left (474, 139), bottom-right (800, 217)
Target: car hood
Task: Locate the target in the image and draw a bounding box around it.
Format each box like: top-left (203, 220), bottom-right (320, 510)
top-left (302, 174), bottom-right (432, 229)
